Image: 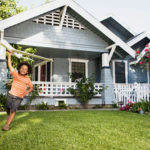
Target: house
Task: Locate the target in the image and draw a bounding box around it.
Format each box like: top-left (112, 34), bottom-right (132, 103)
top-left (0, 0), bottom-right (150, 107)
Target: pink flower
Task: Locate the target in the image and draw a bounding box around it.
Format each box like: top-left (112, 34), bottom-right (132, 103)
top-left (61, 88), bottom-right (65, 92)
top-left (136, 50), bottom-right (140, 54)
top-left (139, 61), bottom-right (143, 65)
top-left (146, 55), bottom-right (150, 58)
top-left (145, 49), bottom-right (149, 52)
top-left (146, 44), bottom-right (149, 47)
top-left (127, 100), bottom-right (131, 103)
top-left (148, 62), bottom-right (150, 64)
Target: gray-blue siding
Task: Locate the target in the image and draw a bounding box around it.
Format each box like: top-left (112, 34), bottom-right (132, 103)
top-left (51, 58), bottom-right (101, 83)
top-left (4, 19), bottom-right (108, 53)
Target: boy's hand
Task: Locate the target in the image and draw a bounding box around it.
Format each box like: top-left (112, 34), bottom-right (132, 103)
top-left (23, 91), bottom-right (29, 96)
top-left (8, 51), bottom-right (13, 56)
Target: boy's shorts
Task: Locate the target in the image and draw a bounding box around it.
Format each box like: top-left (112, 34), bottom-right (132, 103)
top-left (6, 93), bottom-right (23, 112)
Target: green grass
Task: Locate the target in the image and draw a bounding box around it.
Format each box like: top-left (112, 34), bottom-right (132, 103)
top-left (0, 110), bottom-right (150, 150)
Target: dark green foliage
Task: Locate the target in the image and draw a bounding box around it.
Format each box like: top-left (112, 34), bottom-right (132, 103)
top-left (112, 101), bottom-right (118, 108)
top-left (92, 104), bottom-right (102, 109)
top-left (0, 94), bottom-right (7, 111)
top-left (0, 0), bottom-right (26, 20)
top-left (36, 101), bottom-right (49, 110)
top-left (18, 104), bottom-right (28, 110)
top-left (132, 100), bottom-right (150, 113)
top-left (58, 101), bottom-right (67, 109)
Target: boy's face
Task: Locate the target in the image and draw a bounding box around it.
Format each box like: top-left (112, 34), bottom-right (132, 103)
top-left (19, 65), bottom-right (28, 75)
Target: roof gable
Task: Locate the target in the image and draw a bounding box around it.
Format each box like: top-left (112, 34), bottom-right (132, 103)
top-left (0, 0), bottom-right (136, 58)
top-left (32, 8), bottom-right (86, 30)
top-left (101, 16), bottom-right (134, 42)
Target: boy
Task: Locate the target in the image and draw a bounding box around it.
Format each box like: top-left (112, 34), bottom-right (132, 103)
top-left (2, 51), bottom-right (33, 131)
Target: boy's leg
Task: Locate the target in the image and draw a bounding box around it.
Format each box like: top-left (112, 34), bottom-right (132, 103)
top-left (2, 97), bottom-right (22, 131)
top-left (6, 110), bottom-right (15, 126)
top-left (2, 110), bottom-right (15, 131)
top-left (6, 109), bottom-right (10, 123)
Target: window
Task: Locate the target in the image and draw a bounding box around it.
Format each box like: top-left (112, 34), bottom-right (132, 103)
top-left (112, 60), bottom-right (128, 83)
top-left (34, 61), bottom-right (52, 82)
top-left (72, 62), bottom-right (85, 82)
top-left (35, 66), bottom-right (38, 81)
top-left (69, 59), bottom-right (88, 82)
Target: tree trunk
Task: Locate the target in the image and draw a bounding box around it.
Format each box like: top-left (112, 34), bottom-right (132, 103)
top-left (82, 102), bottom-right (88, 109)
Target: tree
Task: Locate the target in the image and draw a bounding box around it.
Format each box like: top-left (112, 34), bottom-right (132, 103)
top-left (0, 0), bottom-right (26, 20)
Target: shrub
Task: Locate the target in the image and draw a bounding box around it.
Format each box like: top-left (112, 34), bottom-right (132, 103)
top-left (120, 101), bottom-right (134, 111)
top-left (68, 73), bottom-right (105, 109)
top-left (18, 104), bottom-right (28, 110)
top-left (58, 101), bottom-right (67, 109)
top-left (36, 101), bottom-right (49, 110)
top-left (93, 105), bottom-right (102, 109)
top-left (112, 101), bottom-right (118, 108)
top-left (0, 94), bottom-right (7, 111)
top-left (132, 100), bottom-right (150, 113)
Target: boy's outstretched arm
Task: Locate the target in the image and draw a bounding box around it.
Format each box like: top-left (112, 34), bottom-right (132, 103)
top-left (8, 51), bottom-right (15, 72)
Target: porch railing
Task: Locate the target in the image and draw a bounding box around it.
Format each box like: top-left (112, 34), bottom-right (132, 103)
top-left (114, 83), bottom-right (150, 106)
top-left (32, 81), bottom-right (103, 97)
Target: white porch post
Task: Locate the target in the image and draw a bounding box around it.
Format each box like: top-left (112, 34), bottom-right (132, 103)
top-left (100, 52), bottom-right (116, 105)
top-left (102, 53), bottom-right (109, 67)
top-left (0, 30), bottom-right (7, 94)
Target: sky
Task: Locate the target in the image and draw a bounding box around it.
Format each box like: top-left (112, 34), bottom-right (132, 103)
top-left (18, 0), bottom-right (150, 34)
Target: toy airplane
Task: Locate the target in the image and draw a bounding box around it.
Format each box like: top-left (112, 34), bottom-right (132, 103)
top-left (0, 39), bottom-right (53, 62)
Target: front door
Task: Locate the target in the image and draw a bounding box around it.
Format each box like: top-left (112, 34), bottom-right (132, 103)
top-left (40, 64), bottom-right (46, 81)
top-left (34, 61), bottom-right (51, 82)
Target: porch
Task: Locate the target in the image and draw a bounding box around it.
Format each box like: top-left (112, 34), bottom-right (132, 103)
top-left (32, 81), bottom-right (150, 106)
top-left (32, 81), bottom-right (103, 97)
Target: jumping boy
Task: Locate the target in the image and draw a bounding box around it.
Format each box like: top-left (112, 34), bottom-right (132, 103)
top-left (2, 51), bottom-right (33, 131)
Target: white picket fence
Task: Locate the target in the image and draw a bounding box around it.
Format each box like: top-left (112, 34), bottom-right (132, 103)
top-left (32, 81), bottom-right (103, 97)
top-left (32, 82), bottom-right (150, 105)
top-left (114, 83), bottom-right (150, 106)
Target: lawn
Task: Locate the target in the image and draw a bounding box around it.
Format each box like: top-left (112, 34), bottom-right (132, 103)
top-left (0, 110), bottom-right (150, 150)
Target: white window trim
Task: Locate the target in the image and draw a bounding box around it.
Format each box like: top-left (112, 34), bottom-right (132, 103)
top-left (68, 58), bottom-right (89, 83)
top-left (112, 60), bottom-right (128, 84)
top-left (34, 60), bottom-right (53, 82)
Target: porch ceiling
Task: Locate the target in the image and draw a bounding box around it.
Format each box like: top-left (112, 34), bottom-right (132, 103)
top-left (23, 46), bottom-right (102, 59)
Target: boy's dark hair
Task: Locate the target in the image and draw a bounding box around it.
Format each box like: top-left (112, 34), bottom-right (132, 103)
top-left (17, 62), bottom-right (32, 75)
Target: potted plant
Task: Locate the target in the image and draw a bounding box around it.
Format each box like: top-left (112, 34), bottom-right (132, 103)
top-left (138, 107), bottom-right (144, 114)
top-left (68, 73), bottom-right (105, 109)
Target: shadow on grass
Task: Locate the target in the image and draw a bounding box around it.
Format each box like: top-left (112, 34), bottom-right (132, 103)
top-left (0, 112), bottom-right (44, 133)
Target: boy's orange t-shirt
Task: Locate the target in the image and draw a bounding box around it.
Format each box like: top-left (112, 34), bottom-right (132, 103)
top-left (9, 70), bottom-right (33, 99)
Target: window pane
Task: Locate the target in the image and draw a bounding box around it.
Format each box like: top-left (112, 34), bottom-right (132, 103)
top-left (47, 62), bottom-right (51, 81)
top-left (35, 67), bottom-right (38, 81)
top-left (40, 64), bottom-right (46, 81)
top-left (115, 62), bottom-right (126, 83)
top-left (72, 62), bottom-right (85, 82)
